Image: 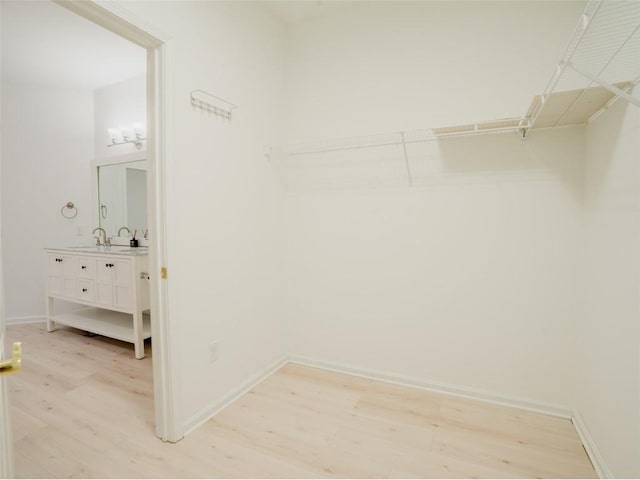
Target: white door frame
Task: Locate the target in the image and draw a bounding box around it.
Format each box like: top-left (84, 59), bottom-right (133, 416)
top-left (53, 0), bottom-right (181, 442)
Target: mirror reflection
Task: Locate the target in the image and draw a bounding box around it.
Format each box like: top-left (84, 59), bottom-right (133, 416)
top-left (98, 160), bottom-right (147, 236)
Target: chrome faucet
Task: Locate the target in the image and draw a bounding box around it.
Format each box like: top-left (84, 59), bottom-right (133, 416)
top-left (117, 226), bottom-right (130, 237)
top-left (92, 227), bottom-right (107, 246)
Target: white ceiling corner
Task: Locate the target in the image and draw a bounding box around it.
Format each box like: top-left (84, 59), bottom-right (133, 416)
top-left (264, 0), bottom-right (355, 25)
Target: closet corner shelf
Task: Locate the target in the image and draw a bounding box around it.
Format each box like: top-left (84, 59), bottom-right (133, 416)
top-left (522, 0), bottom-right (640, 137)
top-left (524, 82), bottom-right (633, 130)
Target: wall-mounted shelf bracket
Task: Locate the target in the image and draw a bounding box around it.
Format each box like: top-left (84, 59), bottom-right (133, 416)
top-left (567, 63), bottom-right (640, 108)
top-left (399, 132), bottom-right (413, 186)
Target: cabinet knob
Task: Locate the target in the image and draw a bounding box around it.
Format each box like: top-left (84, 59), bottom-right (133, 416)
top-left (82, 288), bottom-right (88, 292)
top-left (81, 265), bottom-right (87, 269)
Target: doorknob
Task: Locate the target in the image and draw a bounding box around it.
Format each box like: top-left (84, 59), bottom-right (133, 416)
top-left (0, 342), bottom-right (22, 376)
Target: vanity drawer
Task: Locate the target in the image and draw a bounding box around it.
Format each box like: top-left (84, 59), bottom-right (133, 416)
top-left (76, 257), bottom-right (95, 279)
top-left (77, 279), bottom-right (95, 302)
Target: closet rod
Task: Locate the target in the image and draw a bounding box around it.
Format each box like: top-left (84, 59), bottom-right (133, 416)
top-left (282, 125), bottom-right (524, 157)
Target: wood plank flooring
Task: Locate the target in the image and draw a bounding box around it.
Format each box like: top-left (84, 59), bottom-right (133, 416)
top-left (5, 323), bottom-right (597, 478)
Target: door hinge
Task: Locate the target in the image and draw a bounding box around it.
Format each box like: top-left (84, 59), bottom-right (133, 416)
top-left (161, 267), bottom-right (168, 279)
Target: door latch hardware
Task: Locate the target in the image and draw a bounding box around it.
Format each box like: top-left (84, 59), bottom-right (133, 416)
top-left (0, 342), bottom-right (22, 376)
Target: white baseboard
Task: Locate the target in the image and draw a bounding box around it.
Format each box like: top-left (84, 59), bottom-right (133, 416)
top-left (182, 355), bottom-right (289, 436)
top-left (6, 315), bottom-right (46, 325)
top-left (572, 410), bottom-right (612, 479)
top-left (288, 354), bottom-right (574, 419)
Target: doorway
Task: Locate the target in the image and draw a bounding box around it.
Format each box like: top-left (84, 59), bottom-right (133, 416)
top-left (0, 3), bottom-right (176, 475)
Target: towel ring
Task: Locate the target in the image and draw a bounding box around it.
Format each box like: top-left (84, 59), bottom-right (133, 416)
top-left (61, 201), bottom-right (78, 219)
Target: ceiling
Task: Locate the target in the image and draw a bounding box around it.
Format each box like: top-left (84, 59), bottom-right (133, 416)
top-left (264, 0), bottom-right (355, 25)
top-left (0, 0), bottom-right (146, 90)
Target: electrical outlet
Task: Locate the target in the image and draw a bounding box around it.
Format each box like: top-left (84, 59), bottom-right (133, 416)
top-left (209, 342), bottom-right (219, 364)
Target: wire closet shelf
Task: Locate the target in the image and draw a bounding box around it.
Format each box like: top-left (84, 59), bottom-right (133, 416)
top-left (269, 0), bottom-right (640, 160)
top-left (523, 0), bottom-right (640, 136)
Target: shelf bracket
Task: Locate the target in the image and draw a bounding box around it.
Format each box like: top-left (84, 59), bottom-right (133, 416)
top-left (567, 62), bottom-right (640, 108)
top-left (400, 132), bottom-right (413, 186)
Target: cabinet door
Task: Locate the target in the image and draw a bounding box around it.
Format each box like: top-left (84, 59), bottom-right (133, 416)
top-left (95, 260), bottom-right (114, 306)
top-left (60, 255), bottom-right (77, 298)
top-left (112, 260), bottom-right (132, 310)
top-left (46, 254), bottom-right (77, 298)
top-left (46, 254), bottom-right (63, 296)
top-left (96, 260), bottom-right (113, 283)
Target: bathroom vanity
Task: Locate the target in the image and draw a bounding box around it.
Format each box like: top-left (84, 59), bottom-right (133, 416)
top-left (44, 246), bottom-right (150, 359)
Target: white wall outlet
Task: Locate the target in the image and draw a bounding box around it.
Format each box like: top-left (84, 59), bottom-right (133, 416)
top-left (209, 342), bottom-right (219, 364)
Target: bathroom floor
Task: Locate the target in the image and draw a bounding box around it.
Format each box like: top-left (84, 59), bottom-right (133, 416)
top-left (6, 323), bottom-right (596, 478)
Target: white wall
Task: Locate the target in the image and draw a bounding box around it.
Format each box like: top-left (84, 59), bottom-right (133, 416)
top-left (118, 1), bottom-right (288, 427)
top-left (579, 96), bottom-right (640, 478)
top-left (0, 82), bottom-right (94, 321)
top-left (286, 128), bottom-right (584, 407)
top-left (94, 74), bottom-right (146, 160)
top-left (283, 0), bottom-right (586, 409)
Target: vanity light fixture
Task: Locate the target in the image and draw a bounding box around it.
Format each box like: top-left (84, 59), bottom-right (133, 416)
top-left (107, 123), bottom-right (146, 149)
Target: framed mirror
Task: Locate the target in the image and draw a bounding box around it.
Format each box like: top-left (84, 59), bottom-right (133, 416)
top-left (97, 159), bottom-right (147, 236)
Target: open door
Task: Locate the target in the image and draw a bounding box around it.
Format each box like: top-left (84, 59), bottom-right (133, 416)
top-left (0, 228), bottom-right (16, 477)
top-left (0, 342), bottom-right (18, 479)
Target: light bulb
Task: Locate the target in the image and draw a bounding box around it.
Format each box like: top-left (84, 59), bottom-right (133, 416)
top-left (133, 122), bottom-right (145, 136)
top-left (108, 128), bottom-right (122, 143)
top-left (119, 125), bottom-right (133, 141)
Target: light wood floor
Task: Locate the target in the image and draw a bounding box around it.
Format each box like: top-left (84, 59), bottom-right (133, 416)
top-left (6, 323), bottom-right (596, 478)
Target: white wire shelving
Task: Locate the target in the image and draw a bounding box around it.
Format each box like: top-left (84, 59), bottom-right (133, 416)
top-left (522, 0), bottom-right (640, 136)
top-left (268, 0), bottom-right (640, 186)
top-left (269, 118), bottom-right (524, 186)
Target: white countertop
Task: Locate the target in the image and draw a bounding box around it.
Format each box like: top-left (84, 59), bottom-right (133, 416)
top-left (45, 246), bottom-right (149, 256)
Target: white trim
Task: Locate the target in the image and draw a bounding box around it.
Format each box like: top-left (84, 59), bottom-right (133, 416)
top-left (5, 316), bottom-right (46, 325)
top-left (147, 40), bottom-right (182, 443)
top-left (572, 410), bottom-right (612, 479)
top-left (289, 354), bottom-right (574, 419)
top-left (182, 356), bottom-right (289, 435)
top-left (53, 0), bottom-right (170, 47)
top-left (95, 151), bottom-right (147, 168)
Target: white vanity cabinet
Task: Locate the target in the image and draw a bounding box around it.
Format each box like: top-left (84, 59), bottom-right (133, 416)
top-left (44, 248), bottom-right (150, 359)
